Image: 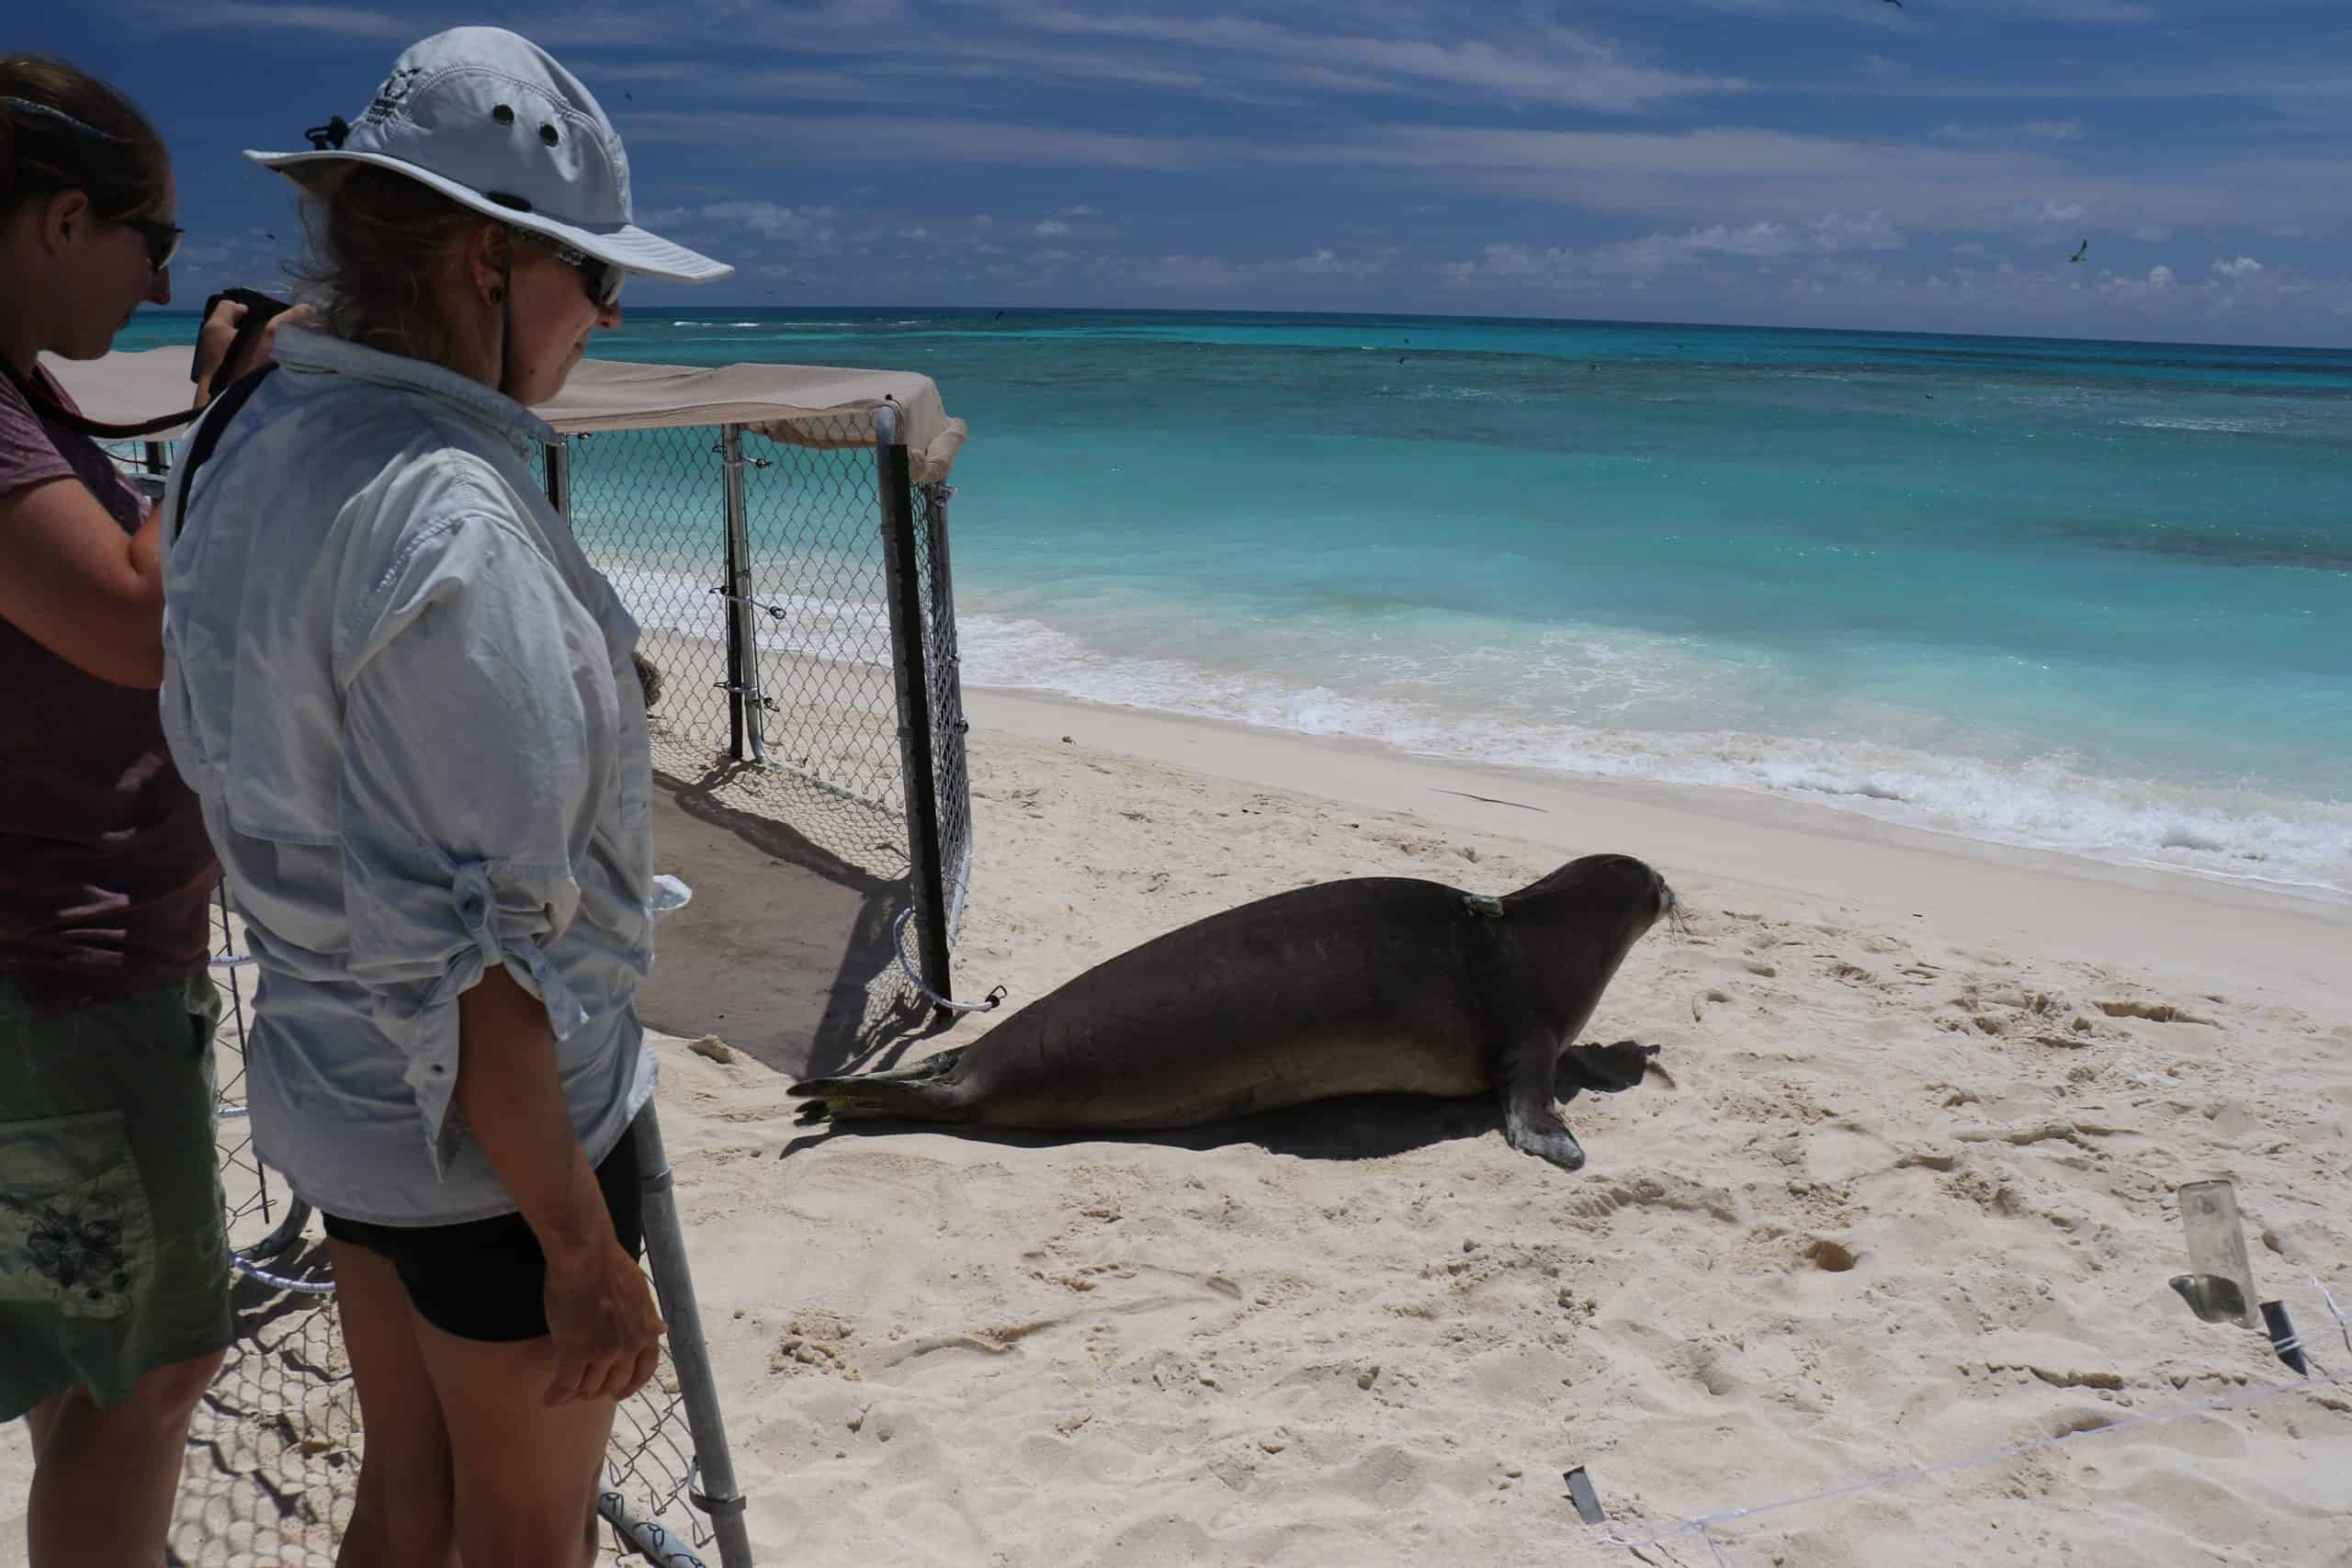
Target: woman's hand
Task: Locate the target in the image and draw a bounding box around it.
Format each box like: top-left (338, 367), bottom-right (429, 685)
top-left (542, 1240), bottom-right (667, 1405)
top-left (191, 299), bottom-right (315, 404)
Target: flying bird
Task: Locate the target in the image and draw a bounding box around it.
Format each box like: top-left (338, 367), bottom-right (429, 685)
top-left (1883, 0), bottom-right (1902, 7)
top-left (2069, 238), bottom-right (2087, 264)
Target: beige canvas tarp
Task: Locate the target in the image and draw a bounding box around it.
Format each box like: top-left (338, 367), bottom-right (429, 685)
top-left (44, 345), bottom-right (967, 480)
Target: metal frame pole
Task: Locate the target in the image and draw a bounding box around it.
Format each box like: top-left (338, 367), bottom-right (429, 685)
top-left (631, 1103), bottom-right (753, 1568)
top-left (875, 406), bottom-right (955, 1019)
top-left (719, 426), bottom-right (766, 764)
top-left (917, 481), bottom-right (973, 937)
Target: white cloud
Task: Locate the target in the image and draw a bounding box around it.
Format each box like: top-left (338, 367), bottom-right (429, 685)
top-left (1934, 118), bottom-right (2083, 145)
top-left (142, 2), bottom-right (414, 39)
top-left (630, 112), bottom-right (2352, 242)
top-left (993, 7), bottom-right (1742, 112)
top-left (2098, 263), bottom-right (2179, 299)
top-left (1265, 247), bottom-right (1394, 277)
top-left (1062, 205), bottom-right (1099, 217)
top-left (1442, 211), bottom-right (1903, 289)
top-left (1139, 254), bottom-right (1244, 288)
top-left (1694, 0), bottom-right (2150, 17)
top-left (2212, 255), bottom-right (2263, 277)
top-left (1035, 219), bottom-right (1072, 235)
top-left (696, 201), bottom-right (839, 243)
top-left (2132, 224), bottom-right (2174, 243)
top-left (2014, 197), bottom-right (2089, 227)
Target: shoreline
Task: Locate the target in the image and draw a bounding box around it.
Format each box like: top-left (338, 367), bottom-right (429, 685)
top-left (959, 680), bottom-right (2349, 1005)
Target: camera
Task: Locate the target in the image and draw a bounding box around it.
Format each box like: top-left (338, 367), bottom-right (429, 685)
top-left (192, 288), bottom-right (295, 390)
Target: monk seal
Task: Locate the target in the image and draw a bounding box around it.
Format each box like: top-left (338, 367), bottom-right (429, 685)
top-left (791, 852), bottom-right (1675, 1171)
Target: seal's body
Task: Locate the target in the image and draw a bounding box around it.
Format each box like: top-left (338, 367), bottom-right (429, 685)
top-left (792, 854), bottom-right (1673, 1171)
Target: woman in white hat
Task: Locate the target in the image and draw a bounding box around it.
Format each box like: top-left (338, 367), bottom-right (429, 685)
top-left (158, 28), bottom-right (729, 1565)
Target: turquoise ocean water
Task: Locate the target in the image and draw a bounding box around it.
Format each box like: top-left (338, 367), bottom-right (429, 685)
top-left (119, 308), bottom-right (2352, 898)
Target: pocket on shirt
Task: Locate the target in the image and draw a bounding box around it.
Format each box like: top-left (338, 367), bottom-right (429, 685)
top-left (0, 1110), bottom-right (157, 1321)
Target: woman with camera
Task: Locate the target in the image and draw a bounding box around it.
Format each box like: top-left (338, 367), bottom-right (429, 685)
top-left (0, 54), bottom-right (300, 1568)
top-left (160, 28), bottom-right (729, 1565)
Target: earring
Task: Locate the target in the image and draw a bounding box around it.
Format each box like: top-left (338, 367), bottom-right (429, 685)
top-left (489, 287), bottom-right (505, 303)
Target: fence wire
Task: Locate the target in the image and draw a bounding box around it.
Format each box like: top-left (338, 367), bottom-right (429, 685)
top-left (560, 419), bottom-right (973, 1048)
top-left (913, 479), bottom-right (975, 938)
top-left (198, 902), bottom-right (726, 1566)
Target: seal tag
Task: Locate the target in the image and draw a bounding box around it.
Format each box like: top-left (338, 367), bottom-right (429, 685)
top-left (1463, 894), bottom-right (1507, 919)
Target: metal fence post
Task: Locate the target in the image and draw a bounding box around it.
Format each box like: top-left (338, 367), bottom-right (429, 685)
top-left (631, 1103), bottom-right (753, 1568)
top-left (875, 406), bottom-right (954, 1017)
top-left (719, 425), bottom-right (765, 764)
top-left (919, 482), bottom-right (973, 937)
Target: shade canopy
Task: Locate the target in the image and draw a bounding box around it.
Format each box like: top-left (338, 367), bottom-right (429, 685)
top-left (44, 346), bottom-right (967, 480)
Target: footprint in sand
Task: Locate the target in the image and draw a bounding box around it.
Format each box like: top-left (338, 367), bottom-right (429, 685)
top-left (2097, 998), bottom-right (2217, 1026)
top-left (1565, 1174), bottom-right (1739, 1225)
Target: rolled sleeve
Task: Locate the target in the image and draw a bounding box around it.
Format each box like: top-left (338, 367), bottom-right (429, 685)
top-left (335, 512), bottom-right (615, 1172)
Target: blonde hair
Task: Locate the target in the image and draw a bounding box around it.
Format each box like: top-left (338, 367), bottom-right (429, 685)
top-left (295, 164), bottom-right (493, 367)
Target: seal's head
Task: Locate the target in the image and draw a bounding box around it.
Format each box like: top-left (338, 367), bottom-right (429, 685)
top-left (1513, 852), bottom-right (1676, 942)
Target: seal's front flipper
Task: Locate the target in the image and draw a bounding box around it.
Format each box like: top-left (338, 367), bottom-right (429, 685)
top-left (1502, 1093), bottom-right (1587, 1171)
top-left (1555, 1039), bottom-right (1658, 1100)
top-left (1496, 1032), bottom-right (1589, 1170)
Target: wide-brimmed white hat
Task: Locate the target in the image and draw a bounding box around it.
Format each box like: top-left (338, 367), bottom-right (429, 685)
top-left (248, 27), bottom-right (729, 285)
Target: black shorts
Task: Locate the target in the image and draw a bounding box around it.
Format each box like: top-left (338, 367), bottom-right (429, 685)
top-left (322, 1134), bottom-right (645, 1343)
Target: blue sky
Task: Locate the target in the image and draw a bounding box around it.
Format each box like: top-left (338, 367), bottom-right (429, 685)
top-left (32, 1), bottom-right (2352, 344)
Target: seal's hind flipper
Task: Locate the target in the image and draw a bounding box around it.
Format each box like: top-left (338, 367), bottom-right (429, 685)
top-left (788, 1047), bottom-right (972, 1122)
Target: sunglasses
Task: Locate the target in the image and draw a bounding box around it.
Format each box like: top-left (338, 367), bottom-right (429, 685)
top-left (116, 213), bottom-right (186, 274)
top-left (520, 230), bottom-right (624, 309)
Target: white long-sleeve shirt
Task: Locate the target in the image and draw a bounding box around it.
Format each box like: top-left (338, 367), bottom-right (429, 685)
top-left (159, 326), bottom-right (672, 1226)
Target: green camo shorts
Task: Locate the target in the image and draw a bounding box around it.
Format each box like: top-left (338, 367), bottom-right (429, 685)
top-left (0, 973), bottom-right (232, 1420)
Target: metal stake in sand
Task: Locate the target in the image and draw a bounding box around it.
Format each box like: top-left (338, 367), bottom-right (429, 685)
top-left (633, 1104), bottom-right (754, 1566)
top-left (2170, 1179), bottom-right (2311, 1378)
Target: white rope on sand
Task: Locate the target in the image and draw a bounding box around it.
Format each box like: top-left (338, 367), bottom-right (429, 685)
top-left (1598, 1365), bottom-right (2352, 1560)
top-left (2319, 1278), bottom-right (2351, 1358)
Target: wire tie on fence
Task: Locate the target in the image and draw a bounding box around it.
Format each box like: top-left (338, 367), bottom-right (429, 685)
top-left (891, 908), bottom-right (1004, 1014)
top-left (229, 1253), bottom-right (337, 1296)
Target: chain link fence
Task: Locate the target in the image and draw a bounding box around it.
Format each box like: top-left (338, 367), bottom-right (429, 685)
top-left (912, 479), bottom-right (976, 940)
top-left (556, 415), bottom-right (975, 1017)
top-left (193, 897), bottom-right (731, 1566)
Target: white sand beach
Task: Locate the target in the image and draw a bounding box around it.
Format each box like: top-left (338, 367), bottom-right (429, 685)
top-left (5, 689), bottom-right (2346, 1567)
top-left (646, 688), bottom-right (2352, 1567)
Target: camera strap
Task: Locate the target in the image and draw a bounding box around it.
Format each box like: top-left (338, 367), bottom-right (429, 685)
top-left (0, 354), bottom-right (200, 440)
top-left (171, 365), bottom-right (278, 542)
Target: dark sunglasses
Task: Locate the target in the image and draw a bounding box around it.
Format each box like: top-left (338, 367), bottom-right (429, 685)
top-left (115, 213), bottom-right (186, 274)
top-left (521, 231), bottom-right (624, 309)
